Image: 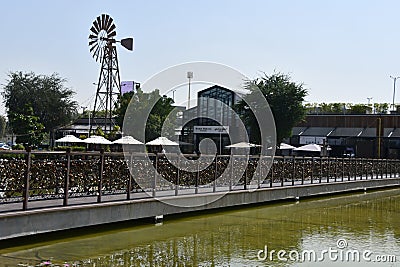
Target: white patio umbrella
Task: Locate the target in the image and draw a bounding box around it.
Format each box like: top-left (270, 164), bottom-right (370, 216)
top-left (55, 135), bottom-right (85, 143)
top-left (225, 142), bottom-right (261, 148)
top-left (83, 135), bottom-right (113, 145)
top-left (293, 144), bottom-right (321, 152)
top-left (112, 136), bottom-right (143, 145)
top-left (278, 143), bottom-right (296, 150)
top-left (146, 136), bottom-right (179, 146)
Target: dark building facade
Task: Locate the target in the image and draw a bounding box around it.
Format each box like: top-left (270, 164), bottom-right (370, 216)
top-left (290, 114), bottom-right (400, 158)
top-left (180, 85), bottom-right (245, 154)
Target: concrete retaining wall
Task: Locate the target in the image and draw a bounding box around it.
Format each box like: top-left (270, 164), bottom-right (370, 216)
top-left (1, 178), bottom-right (399, 240)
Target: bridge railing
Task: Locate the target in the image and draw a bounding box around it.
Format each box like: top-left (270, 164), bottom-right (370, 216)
top-left (0, 148), bottom-right (399, 211)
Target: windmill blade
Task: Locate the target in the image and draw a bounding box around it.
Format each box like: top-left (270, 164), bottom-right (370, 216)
top-left (88, 34), bottom-right (98, 40)
top-left (93, 18), bottom-right (100, 32)
top-left (89, 39), bottom-right (97, 46)
top-left (90, 26), bottom-right (98, 35)
top-left (90, 43), bottom-right (98, 52)
top-left (108, 31), bottom-right (116, 38)
top-left (101, 14), bottom-right (106, 29)
top-left (108, 24), bottom-right (116, 34)
top-left (103, 14), bottom-right (110, 31)
top-left (96, 16), bottom-right (102, 31)
top-left (105, 15), bottom-right (113, 31)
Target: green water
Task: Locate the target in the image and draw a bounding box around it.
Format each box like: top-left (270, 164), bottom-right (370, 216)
top-left (1, 189), bottom-right (400, 266)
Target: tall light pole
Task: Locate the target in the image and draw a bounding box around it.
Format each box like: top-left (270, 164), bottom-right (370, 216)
top-left (172, 89), bottom-right (176, 102)
top-left (187, 71), bottom-right (193, 109)
top-left (390, 75), bottom-right (400, 111)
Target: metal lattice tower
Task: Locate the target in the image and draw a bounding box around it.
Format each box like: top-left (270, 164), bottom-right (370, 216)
top-left (88, 14), bottom-right (133, 134)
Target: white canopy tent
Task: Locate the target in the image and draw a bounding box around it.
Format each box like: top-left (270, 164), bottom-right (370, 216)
top-left (225, 142), bottom-right (261, 148)
top-left (83, 135), bottom-right (113, 145)
top-left (112, 136), bottom-right (143, 145)
top-left (278, 143), bottom-right (296, 150)
top-left (146, 137), bottom-right (179, 146)
top-left (293, 144), bottom-right (322, 152)
top-left (55, 135), bottom-right (85, 143)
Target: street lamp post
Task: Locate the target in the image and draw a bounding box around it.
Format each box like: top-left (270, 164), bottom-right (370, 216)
top-left (390, 75), bottom-right (400, 112)
top-left (172, 89), bottom-right (176, 102)
top-left (187, 71), bottom-right (193, 109)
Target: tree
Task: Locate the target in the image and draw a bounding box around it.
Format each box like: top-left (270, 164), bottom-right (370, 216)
top-left (237, 72), bottom-right (308, 145)
top-left (117, 88), bottom-right (176, 142)
top-left (8, 104), bottom-right (45, 146)
top-left (0, 115), bottom-right (6, 138)
top-left (374, 103), bottom-right (389, 114)
top-left (114, 91), bottom-right (134, 127)
top-left (349, 104), bottom-right (371, 114)
top-left (2, 71), bottom-right (78, 144)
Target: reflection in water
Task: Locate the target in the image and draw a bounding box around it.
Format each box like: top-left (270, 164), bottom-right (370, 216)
top-left (1, 189), bottom-right (400, 266)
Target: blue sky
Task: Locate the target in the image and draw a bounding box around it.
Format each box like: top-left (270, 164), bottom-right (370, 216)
top-left (1, 0), bottom-right (400, 114)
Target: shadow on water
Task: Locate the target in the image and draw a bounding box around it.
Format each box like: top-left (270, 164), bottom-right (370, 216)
top-left (0, 188), bottom-right (399, 266)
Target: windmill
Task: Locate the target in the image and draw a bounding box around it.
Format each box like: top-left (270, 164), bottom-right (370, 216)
top-left (88, 14), bottom-right (133, 135)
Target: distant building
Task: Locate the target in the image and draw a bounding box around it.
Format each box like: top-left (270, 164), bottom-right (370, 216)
top-left (56, 117), bottom-right (118, 138)
top-left (289, 114), bottom-right (400, 158)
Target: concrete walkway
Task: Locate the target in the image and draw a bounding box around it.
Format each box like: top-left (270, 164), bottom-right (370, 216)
top-left (0, 174), bottom-right (396, 213)
top-left (0, 176), bottom-right (399, 240)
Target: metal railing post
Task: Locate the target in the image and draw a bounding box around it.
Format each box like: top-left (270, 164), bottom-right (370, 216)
top-left (354, 158), bottom-right (358, 180)
top-left (213, 155), bottom-right (217, 192)
top-left (230, 155), bottom-right (234, 190)
top-left (153, 153), bottom-right (158, 197)
top-left (348, 158), bottom-right (351, 181)
top-left (196, 156), bottom-right (200, 194)
top-left (23, 147), bottom-right (32, 211)
top-left (281, 156), bottom-right (285, 187)
top-left (385, 158), bottom-right (388, 178)
top-left (97, 149), bottom-right (104, 203)
top-left (311, 157), bottom-right (314, 184)
top-left (390, 159), bottom-right (393, 178)
top-left (127, 153), bottom-right (133, 200)
top-left (292, 156), bottom-right (295, 186)
top-left (327, 157), bottom-right (330, 183)
top-left (301, 156), bottom-right (305, 185)
top-left (360, 158), bottom-right (363, 180)
top-left (63, 148), bottom-right (71, 206)
top-left (319, 157), bottom-right (322, 183)
top-left (341, 157), bottom-right (345, 181)
top-left (270, 158), bottom-right (274, 187)
top-left (244, 155), bottom-right (248, 190)
top-left (334, 157), bottom-right (338, 182)
top-left (257, 155), bottom-right (261, 189)
top-left (175, 154), bottom-right (180, 196)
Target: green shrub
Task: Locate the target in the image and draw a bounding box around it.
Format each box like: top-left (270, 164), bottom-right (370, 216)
top-left (12, 144), bottom-right (25, 150)
top-left (54, 146), bottom-right (86, 151)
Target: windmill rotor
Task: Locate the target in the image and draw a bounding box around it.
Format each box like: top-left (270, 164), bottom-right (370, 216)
top-left (88, 14), bottom-right (117, 62)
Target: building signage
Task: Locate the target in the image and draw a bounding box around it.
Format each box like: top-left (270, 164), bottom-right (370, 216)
top-left (194, 126), bottom-right (229, 134)
top-left (299, 136), bottom-right (326, 145)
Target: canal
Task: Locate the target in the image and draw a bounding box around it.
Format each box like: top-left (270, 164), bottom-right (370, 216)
top-left (0, 188), bottom-right (399, 266)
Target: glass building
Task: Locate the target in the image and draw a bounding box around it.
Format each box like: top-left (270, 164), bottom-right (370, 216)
top-left (180, 85), bottom-right (245, 154)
